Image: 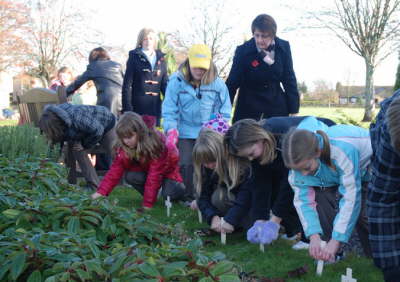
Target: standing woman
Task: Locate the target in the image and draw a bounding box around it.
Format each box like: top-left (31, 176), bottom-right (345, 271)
top-left (121, 28), bottom-right (168, 125)
top-left (162, 44), bottom-right (232, 202)
top-left (67, 47), bottom-right (123, 117)
top-left (67, 47), bottom-right (123, 170)
top-left (226, 14), bottom-right (299, 122)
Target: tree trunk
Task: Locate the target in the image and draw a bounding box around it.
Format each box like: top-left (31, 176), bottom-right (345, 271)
top-left (362, 60), bottom-right (375, 121)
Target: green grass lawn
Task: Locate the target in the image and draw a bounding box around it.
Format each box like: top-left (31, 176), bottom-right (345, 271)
top-left (0, 119), bottom-right (18, 126)
top-left (299, 106), bottom-right (371, 128)
top-left (108, 187), bottom-right (384, 282)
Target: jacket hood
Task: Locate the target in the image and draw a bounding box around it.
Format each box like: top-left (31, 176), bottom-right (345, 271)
top-left (44, 105), bottom-right (72, 127)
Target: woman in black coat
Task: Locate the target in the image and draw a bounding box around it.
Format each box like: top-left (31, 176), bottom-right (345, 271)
top-left (226, 14), bottom-right (299, 122)
top-left (121, 28), bottom-right (168, 125)
top-left (66, 47), bottom-right (123, 117)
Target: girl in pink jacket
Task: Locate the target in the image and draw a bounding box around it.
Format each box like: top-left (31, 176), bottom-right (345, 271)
top-left (92, 112), bottom-right (185, 209)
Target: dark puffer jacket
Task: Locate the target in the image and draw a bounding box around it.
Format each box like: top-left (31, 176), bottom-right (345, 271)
top-left (226, 37), bottom-right (299, 122)
top-left (66, 60), bottom-right (124, 116)
top-left (44, 103), bottom-right (115, 149)
top-left (121, 48), bottom-right (168, 122)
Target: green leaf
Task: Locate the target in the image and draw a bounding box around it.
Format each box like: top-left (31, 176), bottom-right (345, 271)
top-left (44, 275), bottom-right (57, 282)
top-left (199, 278), bottom-right (213, 282)
top-left (75, 268), bottom-right (90, 281)
top-left (109, 255), bottom-right (126, 274)
top-left (41, 177), bottom-right (59, 194)
top-left (67, 216), bottom-right (80, 234)
top-left (138, 262), bottom-right (160, 277)
top-left (81, 216), bottom-right (99, 225)
top-left (10, 252), bottom-right (27, 280)
top-left (218, 274), bottom-right (241, 282)
top-left (27, 270), bottom-right (42, 282)
top-left (88, 242), bottom-right (100, 259)
top-left (84, 261), bottom-right (107, 276)
top-left (0, 263), bottom-right (11, 281)
top-left (209, 261), bottom-right (234, 277)
top-left (3, 208), bottom-right (20, 219)
top-left (162, 261), bottom-right (187, 277)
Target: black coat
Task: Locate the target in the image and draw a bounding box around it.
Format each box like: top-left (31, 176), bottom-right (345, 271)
top-left (121, 48), bottom-right (168, 122)
top-left (226, 37), bottom-right (299, 122)
top-left (66, 60), bottom-right (123, 116)
top-left (249, 116), bottom-right (335, 235)
top-left (197, 168), bottom-right (252, 228)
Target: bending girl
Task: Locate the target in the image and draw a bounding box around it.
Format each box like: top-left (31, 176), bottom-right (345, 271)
top-left (282, 116), bottom-right (372, 262)
top-left (92, 112), bottom-right (184, 209)
top-left (193, 128), bottom-right (251, 233)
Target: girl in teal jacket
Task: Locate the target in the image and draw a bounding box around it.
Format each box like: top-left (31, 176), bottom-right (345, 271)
top-left (162, 44), bottom-right (231, 200)
top-left (282, 116), bottom-right (372, 262)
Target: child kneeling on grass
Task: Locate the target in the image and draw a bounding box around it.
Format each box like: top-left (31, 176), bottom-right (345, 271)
top-left (194, 128), bottom-right (252, 234)
top-left (92, 112), bottom-right (185, 209)
top-left (282, 116), bottom-right (372, 262)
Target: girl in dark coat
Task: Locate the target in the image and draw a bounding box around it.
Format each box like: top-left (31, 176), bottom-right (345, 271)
top-left (226, 14), bottom-right (300, 122)
top-left (224, 117), bottom-right (335, 247)
top-left (121, 28), bottom-right (168, 124)
top-left (66, 47), bottom-right (123, 116)
top-left (193, 128), bottom-right (252, 233)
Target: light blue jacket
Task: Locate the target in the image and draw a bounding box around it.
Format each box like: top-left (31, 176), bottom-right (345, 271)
top-left (162, 72), bottom-right (232, 139)
top-left (288, 117), bottom-right (371, 242)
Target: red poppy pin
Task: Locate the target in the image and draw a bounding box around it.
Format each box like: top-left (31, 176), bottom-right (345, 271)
top-left (251, 60), bottom-right (259, 67)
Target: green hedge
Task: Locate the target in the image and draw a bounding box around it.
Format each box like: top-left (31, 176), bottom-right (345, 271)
top-left (0, 125), bottom-right (59, 160)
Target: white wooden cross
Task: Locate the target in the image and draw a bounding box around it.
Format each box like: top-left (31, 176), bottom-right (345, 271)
top-left (165, 196), bottom-right (172, 217)
top-left (220, 217), bottom-right (226, 245)
top-left (341, 268), bottom-right (357, 282)
top-left (258, 226), bottom-right (264, 252)
top-left (316, 241), bottom-right (327, 276)
top-left (198, 209), bottom-right (203, 223)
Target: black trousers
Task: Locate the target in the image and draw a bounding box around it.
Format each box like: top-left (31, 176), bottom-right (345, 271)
top-left (124, 171), bottom-right (185, 201)
top-left (177, 138), bottom-right (196, 200)
top-left (313, 183), bottom-right (371, 257)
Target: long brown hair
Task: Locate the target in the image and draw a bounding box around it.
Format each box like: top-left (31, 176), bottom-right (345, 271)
top-left (281, 128), bottom-right (333, 168)
top-left (116, 112), bottom-right (164, 161)
top-left (136, 28), bottom-right (157, 49)
top-left (39, 110), bottom-right (66, 143)
top-left (224, 119), bottom-right (277, 165)
top-left (179, 59), bottom-right (218, 86)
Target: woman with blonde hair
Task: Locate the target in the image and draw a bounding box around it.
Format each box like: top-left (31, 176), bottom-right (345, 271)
top-left (193, 128), bottom-right (251, 234)
top-left (122, 28), bottom-right (168, 125)
top-left (91, 112), bottom-right (185, 209)
top-left (162, 44), bottom-right (232, 203)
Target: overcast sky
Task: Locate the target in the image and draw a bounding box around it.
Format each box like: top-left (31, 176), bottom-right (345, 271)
top-left (81, 0), bottom-right (398, 90)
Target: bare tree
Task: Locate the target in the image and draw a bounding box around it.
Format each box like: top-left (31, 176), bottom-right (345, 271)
top-left (24, 0), bottom-right (102, 86)
top-left (311, 0), bottom-right (400, 121)
top-left (0, 0), bottom-right (30, 72)
top-left (171, 0), bottom-right (242, 78)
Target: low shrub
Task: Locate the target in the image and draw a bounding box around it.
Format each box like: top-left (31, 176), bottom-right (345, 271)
top-left (0, 156), bottom-right (240, 281)
top-left (0, 125), bottom-right (59, 160)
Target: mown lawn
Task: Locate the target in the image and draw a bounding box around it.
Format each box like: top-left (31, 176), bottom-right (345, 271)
top-left (108, 187), bottom-right (384, 282)
top-left (299, 106), bottom-right (371, 128)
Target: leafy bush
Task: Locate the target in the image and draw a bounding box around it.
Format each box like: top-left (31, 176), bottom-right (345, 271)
top-left (0, 156), bottom-right (240, 281)
top-left (0, 125), bottom-right (59, 160)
